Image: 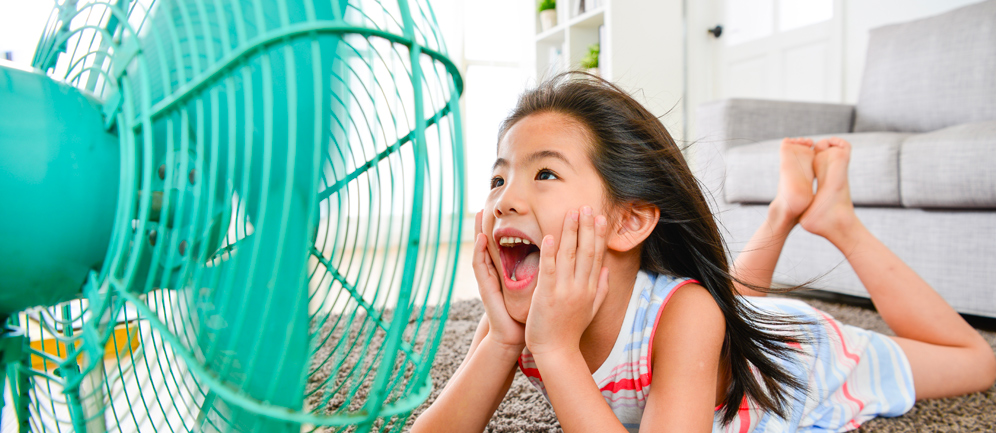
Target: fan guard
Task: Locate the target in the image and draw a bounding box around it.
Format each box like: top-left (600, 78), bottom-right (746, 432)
top-left (0, 0), bottom-right (464, 432)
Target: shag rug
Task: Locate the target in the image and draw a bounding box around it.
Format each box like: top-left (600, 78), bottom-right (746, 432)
top-left (409, 295), bottom-right (996, 432)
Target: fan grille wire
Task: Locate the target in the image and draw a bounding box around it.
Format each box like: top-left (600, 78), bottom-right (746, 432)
top-left (3, 0), bottom-right (464, 431)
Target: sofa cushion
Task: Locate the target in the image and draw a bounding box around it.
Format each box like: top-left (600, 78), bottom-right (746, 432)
top-left (725, 133), bottom-right (909, 206)
top-left (900, 121), bottom-right (996, 209)
top-left (721, 204), bottom-right (996, 318)
top-left (853, 0), bottom-right (996, 133)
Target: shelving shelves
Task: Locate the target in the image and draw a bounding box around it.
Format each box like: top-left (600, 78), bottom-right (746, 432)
top-left (535, 2), bottom-right (606, 79)
top-left (529, 0), bottom-right (685, 139)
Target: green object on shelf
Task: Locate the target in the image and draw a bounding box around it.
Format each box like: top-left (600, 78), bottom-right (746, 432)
top-left (0, 0), bottom-right (464, 432)
top-left (538, 0), bottom-right (556, 13)
top-left (581, 43), bottom-right (600, 69)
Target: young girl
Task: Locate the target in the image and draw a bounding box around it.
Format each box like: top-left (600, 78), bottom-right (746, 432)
top-left (412, 73), bottom-right (996, 432)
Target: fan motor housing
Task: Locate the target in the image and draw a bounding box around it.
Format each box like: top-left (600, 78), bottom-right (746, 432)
top-left (0, 62), bottom-right (120, 316)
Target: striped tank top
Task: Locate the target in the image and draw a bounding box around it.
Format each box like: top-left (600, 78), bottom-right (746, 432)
top-left (517, 271), bottom-right (916, 432)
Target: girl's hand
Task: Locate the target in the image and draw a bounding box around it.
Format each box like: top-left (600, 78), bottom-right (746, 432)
top-left (473, 210), bottom-right (526, 351)
top-left (525, 206), bottom-right (610, 356)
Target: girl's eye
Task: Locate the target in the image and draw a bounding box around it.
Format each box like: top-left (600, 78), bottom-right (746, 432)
top-left (536, 169), bottom-right (558, 181)
top-left (490, 176), bottom-right (504, 189)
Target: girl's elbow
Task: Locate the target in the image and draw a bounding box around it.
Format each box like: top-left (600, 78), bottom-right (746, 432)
top-left (410, 408), bottom-right (435, 433)
top-left (966, 342), bottom-right (996, 393)
top-left (980, 347), bottom-right (996, 392)
top-left (410, 416), bottom-right (433, 433)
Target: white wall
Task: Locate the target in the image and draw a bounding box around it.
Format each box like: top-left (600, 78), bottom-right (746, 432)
top-left (608, 0), bottom-right (685, 140)
top-left (685, 0), bottom-right (721, 144)
top-left (684, 0), bottom-right (987, 141)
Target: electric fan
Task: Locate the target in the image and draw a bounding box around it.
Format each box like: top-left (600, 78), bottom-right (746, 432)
top-left (0, 0), bottom-right (464, 431)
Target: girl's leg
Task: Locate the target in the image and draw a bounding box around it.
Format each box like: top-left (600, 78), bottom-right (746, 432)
top-left (732, 138), bottom-right (815, 297)
top-left (799, 137), bottom-right (996, 399)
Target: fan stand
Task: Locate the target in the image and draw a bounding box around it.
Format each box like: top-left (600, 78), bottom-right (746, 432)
top-left (1, 321), bottom-right (31, 432)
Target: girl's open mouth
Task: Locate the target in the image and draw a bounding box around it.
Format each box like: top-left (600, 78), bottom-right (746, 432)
top-left (497, 236), bottom-right (541, 290)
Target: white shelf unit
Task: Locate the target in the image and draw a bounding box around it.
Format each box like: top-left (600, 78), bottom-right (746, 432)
top-left (535, 3), bottom-right (606, 79)
top-left (531, 0), bottom-right (685, 140)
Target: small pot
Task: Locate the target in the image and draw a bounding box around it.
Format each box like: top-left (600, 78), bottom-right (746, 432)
top-left (539, 9), bottom-right (557, 32)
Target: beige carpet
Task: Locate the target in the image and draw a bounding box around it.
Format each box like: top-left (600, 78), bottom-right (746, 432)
top-left (410, 296), bottom-right (996, 432)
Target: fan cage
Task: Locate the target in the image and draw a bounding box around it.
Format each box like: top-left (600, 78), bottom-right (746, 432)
top-left (2, 0), bottom-right (464, 432)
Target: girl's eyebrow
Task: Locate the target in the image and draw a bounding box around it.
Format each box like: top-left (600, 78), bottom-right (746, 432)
top-left (492, 150), bottom-right (573, 171)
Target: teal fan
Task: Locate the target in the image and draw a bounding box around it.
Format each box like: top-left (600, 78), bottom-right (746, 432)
top-left (0, 0), bottom-right (463, 431)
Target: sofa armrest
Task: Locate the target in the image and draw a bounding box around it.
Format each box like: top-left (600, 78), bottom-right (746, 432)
top-left (692, 99), bottom-right (854, 211)
top-left (698, 98), bottom-right (855, 146)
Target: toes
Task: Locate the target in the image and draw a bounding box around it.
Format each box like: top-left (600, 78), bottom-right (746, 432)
top-left (826, 138), bottom-right (852, 162)
top-left (781, 138), bottom-right (816, 167)
top-left (814, 139), bottom-right (831, 152)
top-left (826, 137), bottom-right (851, 150)
top-left (782, 137), bottom-right (815, 148)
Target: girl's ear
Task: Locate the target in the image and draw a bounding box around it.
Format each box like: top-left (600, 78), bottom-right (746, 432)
top-left (607, 202), bottom-right (660, 252)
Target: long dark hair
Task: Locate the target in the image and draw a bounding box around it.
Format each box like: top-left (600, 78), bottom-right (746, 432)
top-left (498, 72), bottom-right (806, 425)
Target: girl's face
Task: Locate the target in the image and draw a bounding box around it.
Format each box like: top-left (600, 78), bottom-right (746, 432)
top-left (483, 111), bottom-right (611, 323)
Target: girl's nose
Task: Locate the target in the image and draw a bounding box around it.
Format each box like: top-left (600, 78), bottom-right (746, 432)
top-left (494, 182), bottom-right (527, 218)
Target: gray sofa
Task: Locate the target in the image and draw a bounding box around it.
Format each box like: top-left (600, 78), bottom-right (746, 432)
top-left (692, 0), bottom-right (996, 318)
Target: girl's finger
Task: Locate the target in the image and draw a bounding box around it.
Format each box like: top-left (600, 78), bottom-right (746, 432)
top-left (592, 267), bottom-right (610, 316)
top-left (483, 242), bottom-right (498, 278)
top-left (575, 206), bottom-right (596, 283)
top-left (557, 209), bottom-right (580, 282)
top-left (475, 209), bottom-right (483, 237)
top-left (472, 233), bottom-right (497, 294)
top-left (538, 235), bottom-right (557, 293)
top-left (474, 211), bottom-right (500, 283)
top-left (475, 234), bottom-right (516, 330)
top-left (588, 215), bottom-right (608, 291)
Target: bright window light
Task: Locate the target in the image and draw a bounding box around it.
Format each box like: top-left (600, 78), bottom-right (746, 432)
top-left (0, 0), bottom-right (54, 65)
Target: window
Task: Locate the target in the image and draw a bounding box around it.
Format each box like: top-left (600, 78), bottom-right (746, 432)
top-left (0, 0), bottom-right (53, 64)
top-left (456, 0), bottom-right (531, 212)
top-left (724, 0), bottom-right (833, 45)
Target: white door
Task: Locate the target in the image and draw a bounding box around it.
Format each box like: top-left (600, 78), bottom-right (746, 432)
top-left (716, 0), bottom-right (843, 103)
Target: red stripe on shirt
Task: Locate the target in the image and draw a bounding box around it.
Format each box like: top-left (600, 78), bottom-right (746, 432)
top-left (738, 398), bottom-right (752, 433)
top-left (599, 373), bottom-right (652, 394)
top-left (841, 382), bottom-right (866, 415)
top-left (816, 311), bottom-right (866, 412)
top-left (519, 355), bottom-right (543, 381)
top-left (817, 311), bottom-right (860, 363)
top-left (521, 367), bottom-right (542, 379)
top-left (518, 357), bottom-right (543, 380)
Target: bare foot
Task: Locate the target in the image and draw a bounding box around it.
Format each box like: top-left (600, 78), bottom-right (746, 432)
top-left (769, 137), bottom-right (816, 224)
top-left (799, 137), bottom-right (858, 241)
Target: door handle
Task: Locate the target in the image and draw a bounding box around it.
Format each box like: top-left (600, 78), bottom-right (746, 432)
top-left (708, 25), bottom-right (723, 38)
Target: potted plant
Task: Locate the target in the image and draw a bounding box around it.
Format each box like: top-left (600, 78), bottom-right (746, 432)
top-left (580, 43), bottom-right (599, 76)
top-left (538, 0), bottom-right (557, 32)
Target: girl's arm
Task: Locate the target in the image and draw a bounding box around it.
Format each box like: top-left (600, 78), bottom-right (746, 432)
top-left (413, 211), bottom-right (526, 432)
top-left (527, 208), bottom-right (726, 432)
top-left (531, 349), bottom-right (629, 433)
top-left (412, 316), bottom-right (520, 433)
top-left (533, 283), bottom-right (726, 433)
top-left (526, 208), bottom-right (627, 433)
top-left (639, 283), bottom-right (727, 433)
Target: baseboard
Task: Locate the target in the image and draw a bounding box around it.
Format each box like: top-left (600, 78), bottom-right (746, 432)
top-left (780, 289), bottom-right (996, 332)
